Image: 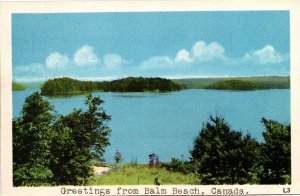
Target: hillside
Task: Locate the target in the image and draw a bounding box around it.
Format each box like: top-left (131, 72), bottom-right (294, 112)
top-left (88, 164), bottom-right (198, 185)
top-left (12, 82), bottom-right (26, 91)
top-left (172, 76), bottom-right (290, 90)
top-left (205, 80), bottom-right (263, 90)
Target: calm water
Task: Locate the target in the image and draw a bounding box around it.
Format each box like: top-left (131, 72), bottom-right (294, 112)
top-left (13, 89), bottom-right (290, 163)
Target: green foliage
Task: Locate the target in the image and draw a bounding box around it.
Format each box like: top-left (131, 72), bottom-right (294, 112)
top-left (41, 77), bottom-right (183, 96)
top-left (50, 95), bottom-right (111, 185)
top-left (190, 115), bottom-right (261, 184)
top-left (88, 164), bottom-right (199, 185)
top-left (205, 80), bottom-right (264, 90)
top-left (12, 82), bottom-right (26, 91)
top-left (259, 118), bottom-right (291, 184)
top-left (172, 76), bottom-right (290, 90)
top-left (13, 92), bottom-right (111, 186)
top-left (13, 92), bottom-right (55, 186)
top-left (161, 158), bottom-right (196, 175)
top-left (102, 77), bottom-right (183, 92)
top-left (41, 77), bottom-right (98, 96)
top-left (172, 78), bottom-right (220, 89)
top-left (40, 76), bottom-right (289, 95)
top-left (190, 115), bottom-right (290, 185)
top-left (114, 150), bottom-right (122, 164)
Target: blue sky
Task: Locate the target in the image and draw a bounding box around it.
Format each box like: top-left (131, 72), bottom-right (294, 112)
top-left (12, 11), bottom-right (290, 82)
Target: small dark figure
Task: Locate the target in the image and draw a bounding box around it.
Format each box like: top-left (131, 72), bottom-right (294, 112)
top-left (154, 177), bottom-right (160, 186)
top-left (114, 150), bottom-right (122, 164)
top-left (149, 153), bottom-right (159, 165)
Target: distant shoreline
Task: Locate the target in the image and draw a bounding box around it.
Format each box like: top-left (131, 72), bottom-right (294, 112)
top-left (173, 76), bottom-right (290, 91)
top-left (13, 76), bottom-right (290, 93)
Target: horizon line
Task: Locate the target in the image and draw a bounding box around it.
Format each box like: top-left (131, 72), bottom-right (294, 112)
top-left (13, 74), bottom-right (290, 83)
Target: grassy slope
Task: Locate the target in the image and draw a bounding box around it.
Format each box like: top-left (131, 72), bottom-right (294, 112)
top-left (88, 164), bottom-right (198, 185)
top-left (12, 82), bottom-right (26, 91)
top-left (172, 76), bottom-right (290, 90)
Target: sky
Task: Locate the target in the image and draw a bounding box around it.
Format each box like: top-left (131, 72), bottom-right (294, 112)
top-left (12, 11), bottom-right (290, 82)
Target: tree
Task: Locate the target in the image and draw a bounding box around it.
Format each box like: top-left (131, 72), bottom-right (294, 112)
top-left (50, 94), bottom-right (111, 185)
top-left (190, 115), bottom-right (260, 184)
top-left (13, 92), bottom-right (55, 186)
top-left (13, 92), bottom-right (111, 186)
top-left (259, 118), bottom-right (291, 184)
top-left (114, 150), bottom-right (122, 164)
top-left (240, 134), bottom-right (262, 184)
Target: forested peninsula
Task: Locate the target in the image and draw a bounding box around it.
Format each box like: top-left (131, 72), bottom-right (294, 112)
top-left (41, 77), bottom-right (183, 96)
top-left (173, 76), bottom-right (290, 90)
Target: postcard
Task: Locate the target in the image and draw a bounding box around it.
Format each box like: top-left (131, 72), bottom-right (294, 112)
top-left (1, 0), bottom-right (300, 195)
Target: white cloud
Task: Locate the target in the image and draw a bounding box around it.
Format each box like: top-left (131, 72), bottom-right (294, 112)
top-left (140, 40), bottom-right (226, 70)
top-left (191, 41), bottom-right (226, 62)
top-left (73, 45), bottom-right (100, 66)
top-left (140, 56), bottom-right (173, 70)
top-left (45, 52), bottom-right (69, 69)
top-left (175, 49), bottom-right (192, 63)
top-left (103, 53), bottom-right (126, 70)
top-left (244, 45), bottom-right (284, 65)
top-left (13, 42), bottom-right (289, 81)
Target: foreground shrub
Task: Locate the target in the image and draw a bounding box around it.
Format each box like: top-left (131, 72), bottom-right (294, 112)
top-left (190, 115), bottom-right (261, 184)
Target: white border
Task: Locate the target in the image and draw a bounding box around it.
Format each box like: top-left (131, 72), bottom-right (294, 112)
top-left (1, 1), bottom-right (300, 195)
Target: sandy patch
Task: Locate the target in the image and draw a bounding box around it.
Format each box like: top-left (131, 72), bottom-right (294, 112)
top-left (93, 166), bottom-right (112, 175)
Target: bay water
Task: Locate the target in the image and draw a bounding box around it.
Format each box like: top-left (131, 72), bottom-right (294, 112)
top-left (13, 89), bottom-right (290, 163)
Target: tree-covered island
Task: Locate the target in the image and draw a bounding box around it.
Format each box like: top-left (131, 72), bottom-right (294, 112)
top-left (40, 76), bottom-right (290, 96)
top-left (41, 77), bottom-right (183, 96)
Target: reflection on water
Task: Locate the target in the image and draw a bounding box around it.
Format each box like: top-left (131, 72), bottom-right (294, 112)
top-left (113, 92), bottom-right (171, 98)
top-left (47, 93), bottom-right (90, 99)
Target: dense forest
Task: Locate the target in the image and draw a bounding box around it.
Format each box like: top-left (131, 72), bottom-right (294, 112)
top-left (41, 77), bottom-right (183, 96)
top-left (13, 92), bottom-right (291, 186)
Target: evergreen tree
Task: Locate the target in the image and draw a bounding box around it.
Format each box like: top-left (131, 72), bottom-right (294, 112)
top-left (13, 92), bottom-right (55, 186)
top-left (114, 150), bottom-right (122, 164)
top-left (260, 118), bottom-right (291, 184)
top-left (190, 115), bottom-right (260, 184)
